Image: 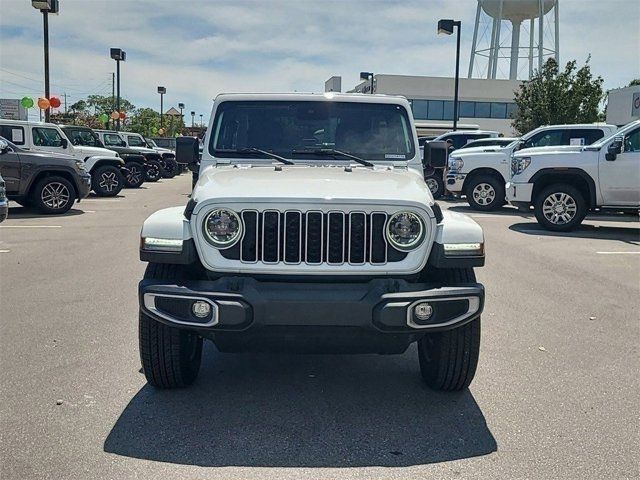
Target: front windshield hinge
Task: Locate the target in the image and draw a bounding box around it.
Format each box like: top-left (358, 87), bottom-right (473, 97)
top-left (344, 165), bottom-right (352, 172)
top-left (275, 165), bottom-right (282, 171)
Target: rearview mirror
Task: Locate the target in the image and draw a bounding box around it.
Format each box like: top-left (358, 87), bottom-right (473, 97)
top-left (606, 136), bottom-right (623, 161)
top-left (176, 136), bottom-right (200, 171)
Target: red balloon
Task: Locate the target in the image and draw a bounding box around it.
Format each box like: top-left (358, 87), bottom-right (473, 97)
top-left (119, 112), bottom-right (126, 120)
top-left (49, 96), bottom-right (61, 108)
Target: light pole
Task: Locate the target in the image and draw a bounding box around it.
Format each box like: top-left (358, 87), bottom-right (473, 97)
top-left (199, 114), bottom-right (203, 127)
top-left (110, 48), bottom-right (126, 130)
top-left (359, 71), bottom-right (374, 94)
top-left (157, 86), bottom-right (166, 129)
top-left (32, 0), bottom-right (59, 122)
top-left (190, 111), bottom-right (195, 129)
top-left (178, 102), bottom-right (184, 121)
top-left (438, 19), bottom-right (462, 131)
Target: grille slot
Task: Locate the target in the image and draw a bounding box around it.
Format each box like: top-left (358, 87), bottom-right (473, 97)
top-left (225, 210), bottom-right (409, 265)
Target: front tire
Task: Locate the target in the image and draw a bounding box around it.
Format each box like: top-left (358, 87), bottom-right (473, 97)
top-left (139, 263), bottom-right (203, 388)
top-left (418, 267), bottom-right (481, 391)
top-left (160, 158), bottom-right (178, 179)
top-left (145, 160), bottom-right (162, 182)
top-left (533, 183), bottom-right (587, 231)
top-left (425, 171), bottom-right (445, 199)
top-left (123, 162), bottom-right (145, 188)
top-left (31, 176), bottom-right (76, 214)
top-left (466, 174), bottom-right (505, 211)
top-left (92, 165), bottom-right (124, 197)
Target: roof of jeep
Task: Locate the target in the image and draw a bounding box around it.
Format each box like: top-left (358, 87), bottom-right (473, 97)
top-left (213, 92), bottom-right (410, 105)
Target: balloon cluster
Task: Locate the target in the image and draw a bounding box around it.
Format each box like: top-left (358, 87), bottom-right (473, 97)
top-left (21, 96), bottom-right (62, 111)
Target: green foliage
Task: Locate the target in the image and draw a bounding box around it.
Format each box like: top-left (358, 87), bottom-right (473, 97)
top-left (512, 57), bottom-right (605, 135)
top-left (628, 79), bottom-right (640, 87)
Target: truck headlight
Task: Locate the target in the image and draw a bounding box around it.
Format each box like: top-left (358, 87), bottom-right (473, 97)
top-left (386, 211), bottom-right (425, 251)
top-left (203, 208), bottom-right (243, 248)
top-left (511, 156), bottom-right (531, 176)
top-left (448, 156), bottom-right (464, 171)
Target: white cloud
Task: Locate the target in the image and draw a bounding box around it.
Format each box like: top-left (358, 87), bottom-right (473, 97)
top-left (1, 0), bottom-right (638, 121)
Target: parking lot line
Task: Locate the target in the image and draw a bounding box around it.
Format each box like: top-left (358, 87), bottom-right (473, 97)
top-left (0, 225), bottom-right (62, 229)
top-left (596, 251), bottom-right (640, 255)
top-left (0, 249), bottom-right (10, 253)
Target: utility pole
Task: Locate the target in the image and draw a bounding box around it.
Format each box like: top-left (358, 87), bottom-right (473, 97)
top-left (43, 10), bottom-right (50, 122)
top-left (111, 72), bottom-right (115, 108)
top-left (63, 92), bottom-right (67, 113)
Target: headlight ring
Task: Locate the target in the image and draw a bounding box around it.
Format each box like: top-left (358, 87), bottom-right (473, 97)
top-left (202, 208), bottom-right (243, 248)
top-left (385, 211), bottom-right (425, 251)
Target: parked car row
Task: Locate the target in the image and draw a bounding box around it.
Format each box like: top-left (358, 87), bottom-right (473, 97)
top-left (0, 121), bottom-right (182, 217)
top-left (421, 120), bottom-right (639, 231)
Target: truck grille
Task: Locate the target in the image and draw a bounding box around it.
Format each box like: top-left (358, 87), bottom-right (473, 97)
top-left (220, 210), bottom-right (407, 265)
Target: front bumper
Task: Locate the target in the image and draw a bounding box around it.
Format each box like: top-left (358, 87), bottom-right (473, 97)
top-left (446, 172), bottom-right (467, 194)
top-left (505, 181), bottom-right (533, 205)
top-left (77, 173), bottom-right (92, 200)
top-left (0, 199), bottom-right (8, 223)
top-left (139, 277), bottom-right (484, 354)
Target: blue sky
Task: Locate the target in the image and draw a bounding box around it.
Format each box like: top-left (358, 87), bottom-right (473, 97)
top-left (1, 0), bottom-right (639, 123)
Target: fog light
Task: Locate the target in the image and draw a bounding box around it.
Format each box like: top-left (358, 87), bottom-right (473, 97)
top-left (192, 301), bottom-right (211, 318)
top-left (414, 302), bottom-right (433, 321)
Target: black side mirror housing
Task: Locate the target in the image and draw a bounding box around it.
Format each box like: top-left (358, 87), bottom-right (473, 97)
top-left (606, 137), bottom-right (623, 161)
top-left (424, 141), bottom-right (448, 169)
top-left (0, 139), bottom-right (8, 153)
top-left (61, 138), bottom-right (68, 149)
top-left (176, 136), bottom-right (200, 171)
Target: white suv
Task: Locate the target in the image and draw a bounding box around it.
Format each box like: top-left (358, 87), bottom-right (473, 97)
top-left (0, 119), bottom-right (127, 196)
top-left (446, 124), bottom-right (617, 210)
top-left (507, 120), bottom-right (640, 231)
top-left (137, 93), bottom-right (487, 392)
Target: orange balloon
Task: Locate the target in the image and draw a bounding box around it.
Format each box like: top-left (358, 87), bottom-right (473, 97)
top-left (119, 111), bottom-right (126, 120)
top-left (37, 97), bottom-right (50, 110)
top-left (49, 96), bottom-right (61, 108)
top-left (110, 111), bottom-right (119, 120)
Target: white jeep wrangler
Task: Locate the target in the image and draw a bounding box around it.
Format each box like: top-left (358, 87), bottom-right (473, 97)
top-left (138, 93), bottom-right (486, 391)
top-left (507, 120), bottom-right (640, 231)
top-left (446, 124), bottom-right (617, 210)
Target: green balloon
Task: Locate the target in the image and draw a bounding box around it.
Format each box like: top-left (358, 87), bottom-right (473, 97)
top-left (175, 133), bottom-right (180, 137)
top-left (151, 127), bottom-right (158, 134)
top-left (99, 113), bottom-right (109, 123)
top-left (21, 97), bottom-right (34, 108)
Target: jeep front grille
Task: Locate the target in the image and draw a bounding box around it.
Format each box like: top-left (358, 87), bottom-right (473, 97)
top-left (220, 210), bottom-right (407, 265)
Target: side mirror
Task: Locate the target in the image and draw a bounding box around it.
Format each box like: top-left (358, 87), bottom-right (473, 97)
top-left (0, 139), bottom-right (8, 153)
top-left (61, 138), bottom-right (68, 149)
top-left (606, 136), bottom-right (623, 161)
top-left (176, 136), bottom-right (200, 171)
top-left (423, 141), bottom-right (448, 169)
top-left (120, 140), bottom-right (127, 147)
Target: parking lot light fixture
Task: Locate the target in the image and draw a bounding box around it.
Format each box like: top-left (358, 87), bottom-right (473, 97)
top-left (438, 19), bottom-right (462, 131)
top-left (178, 102), bottom-right (185, 121)
top-left (110, 48), bottom-right (126, 130)
top-left (191, 111), bottom-right (195, 129)
top-left (32, 0), bottom-right (59, 122)
top-left (157, 86), bottom-right (166, 128)
top-left (359, 71), bottom-right (374, 94)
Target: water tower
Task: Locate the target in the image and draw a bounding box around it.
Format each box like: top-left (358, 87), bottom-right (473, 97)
top-left (468, 0), bottom-right (559, 80)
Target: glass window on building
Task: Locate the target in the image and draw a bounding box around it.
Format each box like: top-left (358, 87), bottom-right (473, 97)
top-left (459, 101), bottom-right (475, 118)
top-left (427, 100), bottom-right (444, 120)
top-left (507, 103), bottom-right (518, 119)
top-left (443, 101), bottom-right (454, 120)
top-left (490, 102), bottom-right (507, 119)
top-left (411, 100), bottom-right (428, 120)
top-left (475, 102), bottom-right (491, 118)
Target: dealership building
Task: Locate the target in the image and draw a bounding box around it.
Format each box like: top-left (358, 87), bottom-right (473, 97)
top-left (606, 84), bottom-right (640, 127)
top-left (326, 74), bottom-right (521, 136)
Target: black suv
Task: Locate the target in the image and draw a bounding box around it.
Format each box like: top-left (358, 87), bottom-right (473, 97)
top-left (0, 137), bottom-right (91, 214)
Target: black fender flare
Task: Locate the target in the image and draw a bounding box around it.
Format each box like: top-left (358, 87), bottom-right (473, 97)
top-left (529, 168), bottom-right (597, 207)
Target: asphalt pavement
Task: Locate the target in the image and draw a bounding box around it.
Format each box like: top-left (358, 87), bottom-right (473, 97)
top-left (1, 174), bottom-right (638, 480)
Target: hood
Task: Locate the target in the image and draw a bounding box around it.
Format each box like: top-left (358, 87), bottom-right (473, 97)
top-left (516, 145), bottom-right (586, 155)
top-left (73, 145), bottom-right (117, 158)
top-left (454, 145), bottom-right (508, 155)
top-left (192, 165), bottom-right (433, 206)
top-left (24, 150), bottom-right (76, 161)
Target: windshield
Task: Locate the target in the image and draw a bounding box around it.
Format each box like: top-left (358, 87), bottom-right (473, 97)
top-left (103, 133), bottom-right (123, 146)
top-left (210, 100), bottom-right (415, 161)
top-left (63, 128), bottom-right (99, 147)
top-left (146, 138), bottom-right (158, 148)
top-left (127, 135), bottom-right (145, 147)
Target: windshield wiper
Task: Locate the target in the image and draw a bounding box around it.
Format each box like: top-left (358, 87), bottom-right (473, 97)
top-left (215, 147), bottom-right (294, 165)
top-left (292, 148), bottom-right (374, 167)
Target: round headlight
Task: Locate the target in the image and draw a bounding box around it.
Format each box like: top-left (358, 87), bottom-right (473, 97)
top-left (203, 208), bottom-right (243, 248)
top-left (386, 211), bottom-right (425, 251)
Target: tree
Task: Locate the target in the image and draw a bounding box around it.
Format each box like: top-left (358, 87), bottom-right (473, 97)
top-left (512, 57), bottom-right (604, 134)
top-left (627, 79), bottom-right (640, 87)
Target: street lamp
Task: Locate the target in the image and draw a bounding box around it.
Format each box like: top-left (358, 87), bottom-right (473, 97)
top-left (359, 71), bottom-right (374, 94)
top-left (110, 48), bottom-right (126, 130)
top-left (438, 19), bottom-right (462, 131)
top-left (157, 86), bottom-right (166, 128)
top-left (32, 0), bottom-right (59, 122)
top-left (190, 111), bottom-right (195, 129)
top-left (178, 102), bottom-right (184, 120)
top-left (199, 114), bottom-right (203, 127)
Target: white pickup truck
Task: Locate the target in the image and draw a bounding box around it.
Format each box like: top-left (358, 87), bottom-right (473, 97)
top-left (507, 120), bottom-right (640, 231)
top-left (445, 124), bottom-right (618, 210)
